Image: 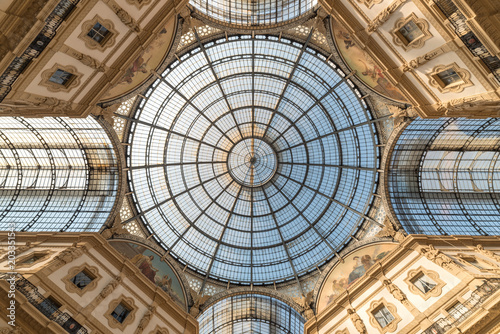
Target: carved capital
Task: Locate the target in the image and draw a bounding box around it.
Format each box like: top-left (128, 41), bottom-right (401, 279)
top-left (96, 275), bottom-right (122, 304)
top-left (383, 279), bottom-right (408, 305)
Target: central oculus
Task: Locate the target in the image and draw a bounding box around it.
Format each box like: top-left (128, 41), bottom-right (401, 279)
top-left (227, 138), bottom-right (277, 187)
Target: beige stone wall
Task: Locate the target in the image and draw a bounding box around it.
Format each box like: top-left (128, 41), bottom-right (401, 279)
top-left (0, 232), bottom-right (198, 334)
top-left (308, 235), bottom-right (500, 334)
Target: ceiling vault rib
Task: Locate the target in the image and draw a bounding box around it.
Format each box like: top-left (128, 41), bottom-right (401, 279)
top-left (261, 28), bottom-right (315, 140)
top-left (261, 185), bottom-right (304, 295)
top-left (200, 185), bottom-right (243, 291)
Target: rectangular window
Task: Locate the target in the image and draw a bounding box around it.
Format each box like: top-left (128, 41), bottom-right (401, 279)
top-left (87, 22), bottom-right (110, 44)
top-left (373, 305), bottom-right (395, 328)
top-left (71, 270), bottom-right (94, 289)
top-left (411, 273), bottom-right (437, 294)
top-left (111, 303), bottom-right (131, 323)
top-left (397, 20), bottom-right (424, 45)
top-left (48, 69), bottom-right (75, 86)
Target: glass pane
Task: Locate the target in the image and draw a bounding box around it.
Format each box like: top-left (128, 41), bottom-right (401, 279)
top-left (48, 69), bottom-right (73, 85)
top-left (412, 273), bottom-right (436, 293)
top-left (374, 306), bottom-right (395, 328)
top-left (436, 69), bottom-right (462, 86)
top-left (71, 271), bottom-right (93, 289)
top-left (126, 35), bottom-right (379, 284)
top-left (398, 20), bottom-right (423, 43)
top-left (111, 303), bottom-right (130, 323)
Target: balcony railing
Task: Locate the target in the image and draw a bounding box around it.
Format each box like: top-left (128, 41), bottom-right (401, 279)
top-left (1, 273), bottom-right (88, 334)
top-left (433, 0), bottom-right (500, 84)
top-left (423, 279), bottom-right (500, 334)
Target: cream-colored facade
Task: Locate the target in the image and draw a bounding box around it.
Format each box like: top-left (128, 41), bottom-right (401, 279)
top-left (306, 234), bottom-right (500, 334)
top-left (1, 0), bottom-right (500, 333)
top-left (0, 232), bottom-right (197, 334)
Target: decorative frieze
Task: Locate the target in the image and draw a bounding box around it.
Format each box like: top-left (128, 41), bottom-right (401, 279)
top-left (436, 96), bottom-right (500, 115)
top-left (367, 0), bottom-right (408, 33)
top-left (476, 244), bottom-right (500, 263)
top-left (402, 45), bottom-right (450, 72)
top-left (103, 0), bottom-right (140, 32)
top-left (0, 97), bottom-right (73, 115)
top-left (60, 45), bottom-right (106, 71)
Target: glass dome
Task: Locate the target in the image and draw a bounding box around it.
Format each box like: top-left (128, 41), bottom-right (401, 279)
top-left (190, 0), bottom-right (316, 26)
top-left (126, 35), bottom-right (379, 285)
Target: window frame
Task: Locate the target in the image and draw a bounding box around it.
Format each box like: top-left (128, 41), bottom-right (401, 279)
top-left (13, 251), bottom-right (54, 269)
top-left (40, 64), bottom-right (82, 93)
top-left (428, 63), bottom-right (473, 93)
top-left (105, 295), bottom-right (137, 330)
top-left (79, 15), bottom-right (117, 51)
top-left (404, 266), bottom-right (446, 300)
top-left (63, 263), bottom-right (101, 296)
top-left (367, 298), bottom-right (402, 334)
top-left (391, 13), bottom-right (432, 51)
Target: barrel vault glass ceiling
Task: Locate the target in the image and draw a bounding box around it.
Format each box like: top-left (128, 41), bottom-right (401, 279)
top-left (124, 34), bottom-right (380, 285)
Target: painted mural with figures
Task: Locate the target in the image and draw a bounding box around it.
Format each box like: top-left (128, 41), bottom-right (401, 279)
top-left (331, 19), bottom-right (407, 102)
top-left (317, 243), bottom-right (397, 313)
top-left (109, 240), bottom-right (187, 309)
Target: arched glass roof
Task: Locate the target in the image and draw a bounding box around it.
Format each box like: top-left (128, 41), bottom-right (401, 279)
top-left (388, 118), bottom-right (500, 235)
top-left (198, 294), bottom-right (304, 334)
top-left (190, 0), bottom-right (316, 26)
top-left (0, 116), bottom-right (119, 232)
top-left (126, 35), bottom-right (379, 285)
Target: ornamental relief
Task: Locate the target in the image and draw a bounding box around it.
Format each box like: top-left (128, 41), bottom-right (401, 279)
top-left (126, 0), bottom-right (153, 9)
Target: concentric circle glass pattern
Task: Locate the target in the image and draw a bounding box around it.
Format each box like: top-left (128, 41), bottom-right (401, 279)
top-left (126, 35), bottom-right (379, 284)
top-left (228, 138), bottom-right (277, 187)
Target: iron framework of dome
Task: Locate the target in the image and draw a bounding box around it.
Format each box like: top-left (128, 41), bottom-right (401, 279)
top-left (124, 34), bottom-right (380, 285)
top-left (190, 0), bottom-right (317, 26)
top-left (198, 294), bottom-right (305, 334)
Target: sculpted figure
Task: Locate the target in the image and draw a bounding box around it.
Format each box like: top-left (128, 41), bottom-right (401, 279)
top-left (347, 308), bottom-right (367, 334)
